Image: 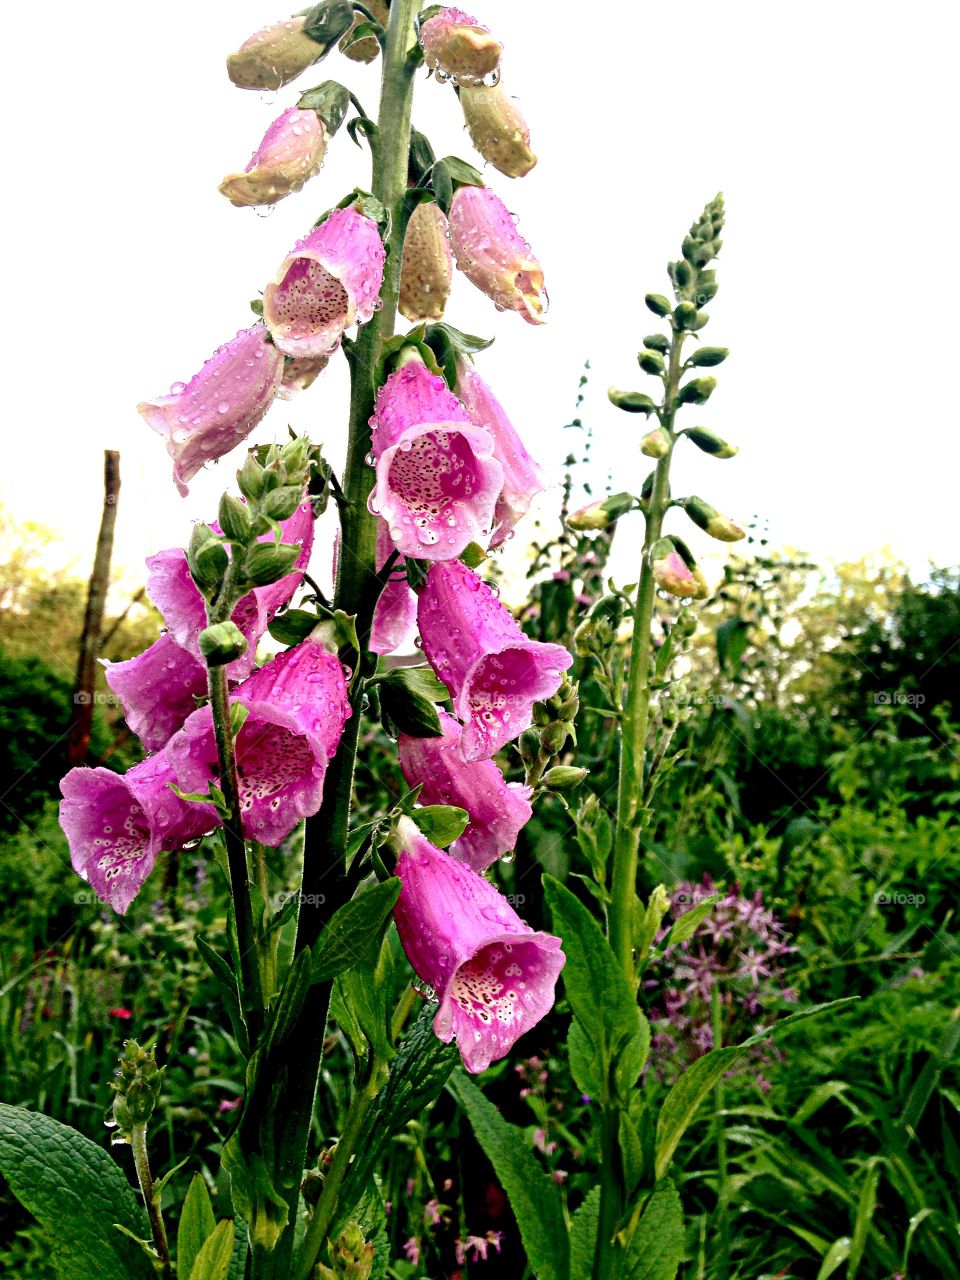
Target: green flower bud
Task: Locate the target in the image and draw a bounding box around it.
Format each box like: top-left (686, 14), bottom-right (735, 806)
top-left (567, 491), bottom-right (635, 531)
top-left (111, 1040), bottom-right (163, 1136)
top-left (237, 453), bottom-right (267, 503)
top-left (641, 428), bottom-right (670, 459)
top-left (218, 494), bottom-right (254, 543)
top-left (684, 426), bottom-right (738, 459)
top-left (673, 301), bottom-right (699, 330)
top-left (673, 258), bottom-right (694, 288)
top-left (608, 388), bottom-right (657, 415)
top-left (187, 525), bottom-right (228, 594)
top-left (637, 350), bottom-right (665, 376)
top-left (644, 293), bottom-right (672, 317)
top-left (540, 721), bottom-right (569, 756)
top-left (244, 540), bottom-right (301, 586)
top-left (688, 346), bottom-right (729, 367)
top-left (317, 1221), bottom-right (375, 1279)
top-left (676, 376), bottom-right (716, 406)
top-left (682, 496), bottom-right (745, 542)
top-left (519, 728), bottom-right (541, 765)
top-left (643, 334), bottom-right (670, 354)
top-left (260, 486), bottom-right (305, 521)
top-left (199, 621), bottom-right (249, 667)
top-left (542, 765), bottom-right (589, 792)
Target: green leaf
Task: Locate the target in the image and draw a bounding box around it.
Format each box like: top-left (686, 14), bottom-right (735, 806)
top-left (378, 667), bottom-right (445, 737)
top-left (847, 1160), bottom-right (881, 1278)
top-left (195, 934), bottom-right (249, 1056)
top-left (816, 1237), bottom-right (851, 1280)
top-left (716, 616), bottom-right (751, 671)
top-left (412, 805), bottom-right (469, 848)
top-left (660, 895), bottom-right (719, 948)
top-left (655, 999), bottom-right (857, 1179)
top-left (302, 0), bottom-right (355, 53)
top-left (460, 540), bottom-right (488, 569)
top-left (448, 1071), bottom-right (569, 1280)
top-left (177, 1175), bottom-right (216, 1280)
top-left (268, 608), bottom-right (321, 646)
top-left (623, 1179), bottom-right (684, 1280)
top-left (543, 876), bottom-right (643, 1104)
top-left (189, 1219), bottom-right (235, 1280)
top-left (569, 1186), bottom-right (601, 1280)
top-left (312, 880), bottom-right (402, 982)
top-left (0, 1102), bottom-right (152, 1280)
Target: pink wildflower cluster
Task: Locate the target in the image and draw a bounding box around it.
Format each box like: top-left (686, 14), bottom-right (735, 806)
top-left (647, 876), bottom-right (798, 1088)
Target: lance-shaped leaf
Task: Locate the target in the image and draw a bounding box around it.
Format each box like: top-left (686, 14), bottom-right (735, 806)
top-left (311, 879), bottom-right (402, 982)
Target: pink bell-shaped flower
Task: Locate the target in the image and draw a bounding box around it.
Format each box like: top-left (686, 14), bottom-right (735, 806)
top-left (399, 711), bottom-right (532, 871)
top-left (454, 356), bottom-right (543, 547)
top-left (263, 207), bottom-right (385, 358)
top-left (392, 817), bottom-right (564, 1073)
top-left (103, 633), bottom-right (209, 753)
top-left (60, 753), bottom-right (218, 915)
top-left (166, 638), bottom-right (350, 846)
top-left (226, 16), bottom-right (322, 91)
top-left (219, 107), bottom-right (327, 208)
top-left (399, 201), bottom-right (453, 323)
top-left (370, 519), bottom-right (417, 655)
top-left (418, 8), bottom-right (502, 86)
top-left (460, 83), bottom-right (537, 179)
top-left (448, 185), bottom-right (546, 325)
top-left (138, 324), bottom-right (284, 497)
top-left (146, 498), bottom-right (314, 682)
top-left (417, 560), bottom-right (572, 761)
top-left (367, 361), bottom-right (503, 560)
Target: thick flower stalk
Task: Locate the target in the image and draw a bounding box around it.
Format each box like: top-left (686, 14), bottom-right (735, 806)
top-left (418, 8), bottom-right (502, 86)
top-left (59, 753), bottom-right (218, 914)
top-left (417, 559), bottom-right (572, 760)
top-left (138, 324), bottom-right (284, 496)
top-left (449, 184), bottom-right (546, 323)
top-left (166, 638), bottom-right (350, 846)
top-left (399, 711), bottom-right (533, 870)
top-left (146, 497), bottom-right (315, 680)
top-left (398, 201), bottom-right (453, 323)
top-left (219, 107), bottom-right (328, 208)
top-left (263, 206), bottom-right (386, 358)
top-left (454, 354), bottom-right (543, 547)
top-left (227, 16), bottom-right (323, 90)
top-left (367, 360), bottom-right (503, 558)
top-left (391, 817), bottom-right (565, 1073)
top-left (459, 83), bottom-right (537, 178)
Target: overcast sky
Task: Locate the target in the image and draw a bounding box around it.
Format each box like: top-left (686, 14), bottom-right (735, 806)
top-left (3, 1), bottom-right (957, 598)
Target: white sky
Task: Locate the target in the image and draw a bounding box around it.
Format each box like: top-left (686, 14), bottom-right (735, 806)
top-left (3, 1), bottom-right (958, 597)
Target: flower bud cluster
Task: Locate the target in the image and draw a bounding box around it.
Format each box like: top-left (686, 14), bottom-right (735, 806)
top-left (110, 1039), bottom-right (163, 1138)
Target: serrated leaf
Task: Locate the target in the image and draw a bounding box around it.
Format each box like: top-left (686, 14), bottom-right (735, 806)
top-left (412, 805), bottom-right (468, 848)
top-left (623, 1179), bottom-right (684, 1280)
top-left (0, 1103), bottom-right (153, 1280)
top-left (189, 1219), bottom-right (234, 1280)
top-left (448, 1071), bottom-right (569, 1280)
top-left (178, 1176), bottom-right (216, 1280)
top-left (543, 876), bottom-right (642, 1105)
top-left (569, 1186), bottom-right (601, 1280)
top-left (312, 880), bottom-right (402, 982)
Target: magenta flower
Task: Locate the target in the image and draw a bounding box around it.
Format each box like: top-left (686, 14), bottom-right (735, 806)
top-left (147, 497), bottom-right (314, 681)
top-left (367, 361), bottom-right (503, 559)
top-left (166, 639), bottom-right (350, 846)
top-left (138, 324), bottom-right (284, 496)
top-left (59, 753), bottom-right (217, 915)
top-left (392, 818), bottom-right (564, 1072)
top-left (399, 711), bottom-right (532, 871)
top-left (449, 186), bottom-right (547, 324)
top-left (219, 107), bottom-right (327, 208)
top-left (418, 8), bottom-right (502, 86)
top-left (263, 207), bottom-right (385, 358)
top-left (417, 560), bottom-right (572, 760)
top-left (103, 632), bottom-right (209, 752)
top-left (455, 357), bottom-right (543, 547)
top-left (370, 520), bottom-right (416, 655)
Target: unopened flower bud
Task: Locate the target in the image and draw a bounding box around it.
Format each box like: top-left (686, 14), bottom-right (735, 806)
top-left (641, 428), bottom-right (670, 458)
top-left (459, 83), bottom-right (537, 178)
top-left (419, 8), bottom-right (502, 86)
top-left (674, 301), bottom-right (699, 329)
top-left (682, 496), bottom-right (745, 542)
top-left (608, 388), bottom-right (657, 415)
top-left (676, 376), bottom-right (716, 406)
top-left (519, 728), bottom-right (541, 765)
top-left (637, 350), bottom-right (665, 376)
top-left (684, 426), bottom-right (738, 459)
top-left (111, 1040), bottom-right (163, 1135)
top-left (650, 537), bottom-right (705, 599)
top-left (540, 721), bottom-right (569, 756)
top-left (199, 621), bottom-right (249, 668)
top-left (317, 1220), bottom-right (375, 1279)
top-left (218, 494), bottom-right (254, 543)
top-left (688, 346), bottom-right (729, 367)
top-left (238, 453), bottom-right (267, 502)
top-left (643, 334), bottom-right (670, 354)
top-left (261, 485), bottom-right (306, 521)
top-left (645, 293), bottom-right (672, 317)
top-left (399, 202), bottom-right (453, 322)
top-left (187, 524), bottom-right (228, 594)
top-left (244, 540), bottom-right (301, 586)
top-left (542, 765), bottom-right (589, 792)
top-left (227, 16), bottom-right (324, 91)
top-left (567, 491), bottom-right (635, 531)
top-left (219, 107), bottom-right (329, 208)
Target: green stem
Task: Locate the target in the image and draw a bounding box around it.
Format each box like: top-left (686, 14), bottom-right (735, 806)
top-left (711, 985), bottom-right (730, 1277)
top-left (596, 328), bottom-right (686, 1280)
top-left (293, 1074), bottom-right (381, 1280)
top-left (245, 6), bottom-right (421, 1275)
top-left (131, 1121), bottom-right (173, 1280)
